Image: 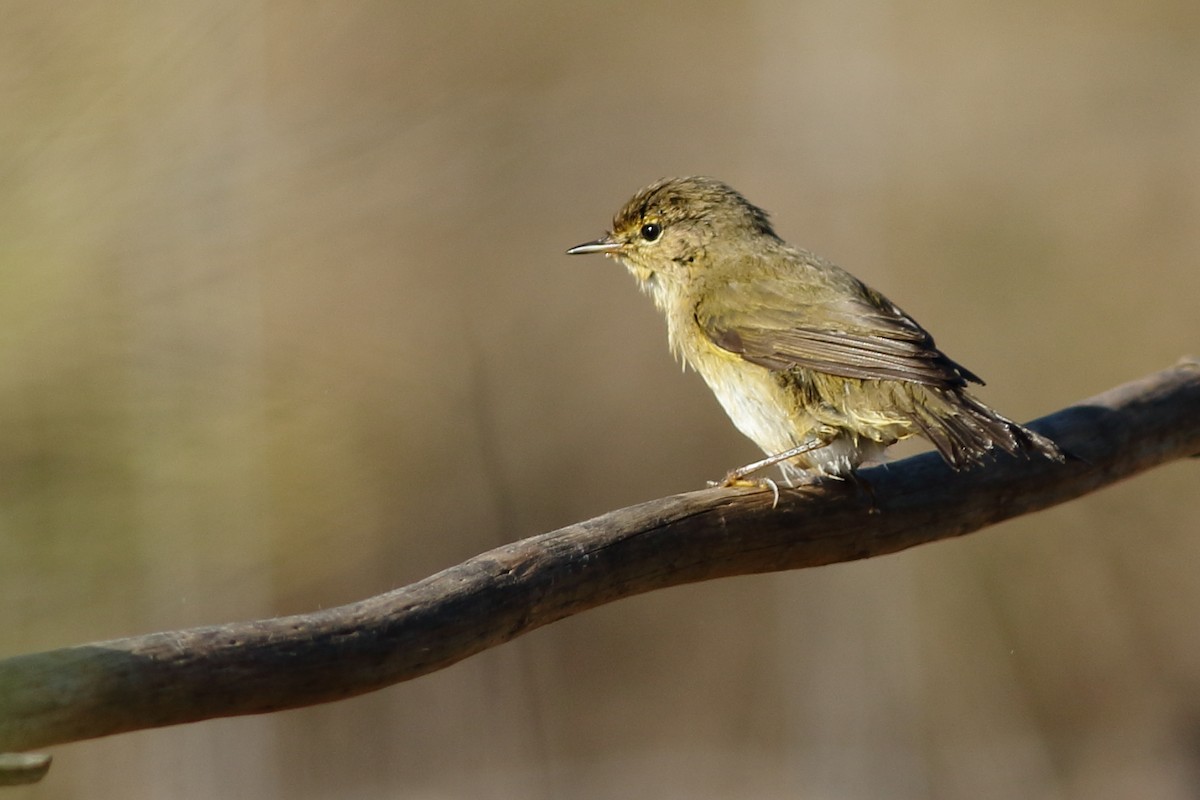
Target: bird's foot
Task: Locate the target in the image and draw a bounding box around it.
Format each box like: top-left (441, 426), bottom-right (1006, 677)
top-left (846, 471), bottom-right (881, 515)
top-left (708, 474), bottom-right (783, 508)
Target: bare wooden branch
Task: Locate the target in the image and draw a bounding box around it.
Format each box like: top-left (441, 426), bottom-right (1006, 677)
top-left (0, 754), bottom-right (51, 787)
top-left (1, 360), bottom-right (1197, 779)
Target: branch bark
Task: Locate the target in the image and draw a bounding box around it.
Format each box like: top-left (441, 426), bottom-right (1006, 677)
top-left (1, 359), bottom-right (1197, 780)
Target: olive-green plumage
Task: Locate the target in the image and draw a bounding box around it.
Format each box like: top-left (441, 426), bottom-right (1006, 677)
top-left (568, 176), bottom-right (1062, 481)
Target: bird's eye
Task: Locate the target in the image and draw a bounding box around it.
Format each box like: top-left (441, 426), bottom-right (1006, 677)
top-left (640, 222), bottom-right (662, 242)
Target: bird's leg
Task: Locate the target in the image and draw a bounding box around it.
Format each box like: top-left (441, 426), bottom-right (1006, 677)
top-left (846, 470), bottom-right (881, 514)
top-left (711, 436), bottom-right (833, 491)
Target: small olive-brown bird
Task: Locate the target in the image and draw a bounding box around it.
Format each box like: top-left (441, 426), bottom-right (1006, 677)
top-left (567, 176), bottom-right (1062, 485)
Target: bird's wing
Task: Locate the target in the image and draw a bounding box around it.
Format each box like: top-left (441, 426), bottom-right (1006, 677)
top-left (697, 274), bottom-right (982, 389)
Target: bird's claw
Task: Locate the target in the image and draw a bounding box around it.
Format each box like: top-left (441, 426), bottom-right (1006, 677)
top-left (708, 474), bottom-right (782, 508)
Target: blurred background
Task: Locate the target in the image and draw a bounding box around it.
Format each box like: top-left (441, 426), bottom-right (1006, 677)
top-left (2, 2), bottom-right (1198, 798)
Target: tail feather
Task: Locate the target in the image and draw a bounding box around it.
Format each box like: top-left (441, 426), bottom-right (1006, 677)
top-left (914, 390), bottom-right (1064, 470)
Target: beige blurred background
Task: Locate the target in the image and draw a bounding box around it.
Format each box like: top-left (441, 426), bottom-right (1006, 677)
top-left (2, 2), bottom-right (1198, 798)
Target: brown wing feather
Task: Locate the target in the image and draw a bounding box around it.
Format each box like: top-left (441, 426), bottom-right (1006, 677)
top-left (699, 278), bottom-right (983, 389)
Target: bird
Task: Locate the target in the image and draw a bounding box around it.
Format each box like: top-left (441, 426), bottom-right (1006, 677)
top-left (567, 176), bottom-right (1063, 488)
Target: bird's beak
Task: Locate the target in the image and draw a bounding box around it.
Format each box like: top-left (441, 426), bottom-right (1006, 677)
top-left (566, 236), bottom-right (624, 256)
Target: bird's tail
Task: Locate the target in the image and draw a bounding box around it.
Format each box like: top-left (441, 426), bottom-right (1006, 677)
top-left (912, 389), bottom-right (1064, 470)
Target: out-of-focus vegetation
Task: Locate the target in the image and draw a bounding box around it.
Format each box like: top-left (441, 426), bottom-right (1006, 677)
top-left (2, 3), bottom-right (1198, 798)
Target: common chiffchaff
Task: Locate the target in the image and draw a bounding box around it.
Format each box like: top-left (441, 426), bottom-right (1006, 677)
top-left (568, 176), bottom-right (1062, 485)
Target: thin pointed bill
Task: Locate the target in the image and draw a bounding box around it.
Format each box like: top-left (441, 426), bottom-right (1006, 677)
top-left (566, 237), bottom-right (624, 256)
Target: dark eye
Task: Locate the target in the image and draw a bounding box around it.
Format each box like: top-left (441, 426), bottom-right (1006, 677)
top-left (640, 222), bottom-right (662, 242)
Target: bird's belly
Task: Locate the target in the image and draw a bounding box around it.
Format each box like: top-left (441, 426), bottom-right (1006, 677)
top-left (683, 343), bottom-right (893, 477)
top-left (687, 348), bottom-right (810, 457)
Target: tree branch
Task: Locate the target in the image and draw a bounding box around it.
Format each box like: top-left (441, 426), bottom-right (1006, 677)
top-left (2, 359), bottom-right (1197, 781)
